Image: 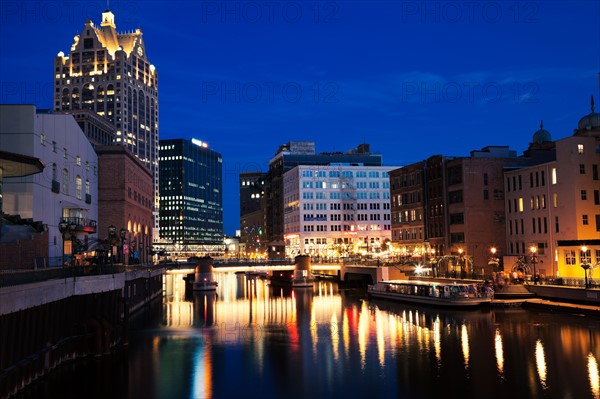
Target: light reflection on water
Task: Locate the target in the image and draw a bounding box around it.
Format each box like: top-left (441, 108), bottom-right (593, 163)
top-left (19, 270), bottom-right (600, 399)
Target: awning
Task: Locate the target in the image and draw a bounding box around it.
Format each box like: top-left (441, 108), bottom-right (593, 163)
top-left (61, 200), bottom-right (89, 210)
top-left (0, 150), bottom-right (45, 177)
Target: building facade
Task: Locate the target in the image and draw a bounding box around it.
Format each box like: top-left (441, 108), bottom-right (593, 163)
top-left (0, 105), bottom-right (98, 266)
top-left (159, 138), bottom-right (223, 251)
top-left (390, 147), bottom-right (521, 274)
top-left (504, 104), bottom-right (600, 282)
top-left (54, 10), bottom-right (159, 241)
top-left (96, 146), bottom-right (153, 264)
top-left (239, 171), bottom-right (268, 257)
top-left (266, 142), bottom-right (383, 256)
top-left (282, 165), bottom-right (395, 258)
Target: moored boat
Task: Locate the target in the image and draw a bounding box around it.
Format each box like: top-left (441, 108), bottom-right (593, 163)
top-left (368, 280), bottom-right (493, 308)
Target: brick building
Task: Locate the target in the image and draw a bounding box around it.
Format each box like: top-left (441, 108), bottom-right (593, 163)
top-left (97, 146), bottom-right (153, 264)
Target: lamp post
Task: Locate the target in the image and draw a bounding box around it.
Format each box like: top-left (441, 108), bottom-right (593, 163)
top-left (581, 245), bottom-right (590, 289)
top-left (58, 221), bottom-right (69, 266)
top-left (530, 246), bottom-right (538, 285)
top-left (489, 247), bottom-right (499, 274)
top-left (108, 225), bottom-right (116, 265)
top-left (119, 228), bottom-right (127, 264)
top-left (458, 248), bottom-right (465, 279)
top-left (430, 248), bottom-right (437, 277)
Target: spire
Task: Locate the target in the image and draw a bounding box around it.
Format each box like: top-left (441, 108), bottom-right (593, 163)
top-left (540, 120), bottom-right (543, 129)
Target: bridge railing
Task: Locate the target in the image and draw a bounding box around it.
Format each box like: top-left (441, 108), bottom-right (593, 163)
top-left (0, 264), bottom-right (162, 288)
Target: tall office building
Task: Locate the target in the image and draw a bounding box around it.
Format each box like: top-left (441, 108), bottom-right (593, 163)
top-left (239, 171), bottom-right (268, 256)
top-left (159, 139), bottom-right (223, 249)
top-left (266, 142), bottom-right (383, 256)
top-left (53, 10), bottom-right (159, 240)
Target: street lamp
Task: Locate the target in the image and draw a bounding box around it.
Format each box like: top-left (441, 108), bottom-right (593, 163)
top-left (119, 228), bottom-right (127, 264)
top-left (489, 247), bottom-right (500, 273)
top-left (458, 248), bottom-right (465, 279)
top-left (530, 246), bottom-right (538, 285)
top-left (108, 225), bottom-right (116, 264)
top-left (58, 221), bottom-right (69, 266)
top-left (581, 245), bottom-right (591, 289)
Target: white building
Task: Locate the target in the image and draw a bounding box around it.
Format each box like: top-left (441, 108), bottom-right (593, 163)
top-left (283, 165), bottom-right (397, 257)
top-left (0, 105), bottom-right (99, 266)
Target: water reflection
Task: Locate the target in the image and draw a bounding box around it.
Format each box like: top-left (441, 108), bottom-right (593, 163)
top-left (20, 271), bottom-right (600, 399)
top-left (495, 328), bottom-right (505, 378)
top-left (589, 353), bottom-right (599, 399)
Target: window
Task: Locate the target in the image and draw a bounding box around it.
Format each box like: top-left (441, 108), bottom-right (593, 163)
top-left (448, 190), bottom-right (463, 204)
top-left (580, 248), bottom-right (591, 264)
top-left (40, 133), bottom-right (45, 145)
top-left (595, 190), bottom-right (600, 205)
top-left (551, 168), bottom-right (557, 184)
top-left (85, 179), bottom-right (90, 195)
top-left (64, 148), bottom-right (68, 159)
top-left (553, 193), bottom-right (558, 208)
top-left (483, 173), bottom-right (488, 186)
top-left (582, 215), bottom-right (589, 225)
top-left (62, 169), bottom-right (69, 194)
top-left (76, 175), bottom-right (82, 199)
top-left (301, 170), bottom-right (313, 178)
top-left (541, 195), bottom-right (546, 209)
top-left (564, 250), bottom-right (576, 265)
top-left (596, 215), bottom-right (600, 232)
top-left (581, 190), bottom-right (587, 200)
top-left (76, 156), bottom-right (81, 166)
top-left (449, 213), bottom-right (464, 224)
top-left (578, 144), bottom-right (584, 155)
top-left (52, 163), bottom-right (58, 181)
top-left (52, 141), bottom-right (57, 152)
top-left (593, 164), bottom-right (599, 180)
top-left (580, 164), bottom-right (586, 174)
top-left (518, 198), bottom-right (524, 212)
top-left (483, 190), bottom-right (489, 200)
top-left (541, 170), bottom-right (545, 186)
top-left (555, 216), bottom-right (559, 233)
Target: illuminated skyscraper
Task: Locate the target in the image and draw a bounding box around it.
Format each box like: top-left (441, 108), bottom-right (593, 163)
top-left (159, 139), bottom-right (223, 248)
top-left (53, 10), bottom-right (159, 240)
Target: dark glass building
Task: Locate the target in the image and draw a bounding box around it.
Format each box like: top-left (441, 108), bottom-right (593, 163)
top-left (159, 138), bottom-right (223, 246)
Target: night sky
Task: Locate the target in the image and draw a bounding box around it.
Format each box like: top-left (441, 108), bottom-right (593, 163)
top-left (1, 0), bottom-right (599, 235)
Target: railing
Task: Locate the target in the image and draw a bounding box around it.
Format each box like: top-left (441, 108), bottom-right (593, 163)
top-left (0, 263), bottom-right (164, 288)
top-left (60, 216), bottom-right (97, 232)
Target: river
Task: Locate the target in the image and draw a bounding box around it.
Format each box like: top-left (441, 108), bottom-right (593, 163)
top-left (17, 270), bottom-right (600, 399)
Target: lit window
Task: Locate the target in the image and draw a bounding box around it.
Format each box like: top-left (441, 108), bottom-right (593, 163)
top-left (578, 144), bottom-right (584, 155)
top-left (518, 198), bottom-right (523, 212)
top-left (76, 156), bottom-right (81, 166)
top-left (76, 175), bottom-right (82, 199)
top-left (553, 193), bottom-right (558, 208)
top-left (551, 168), bottom-right (557, 184)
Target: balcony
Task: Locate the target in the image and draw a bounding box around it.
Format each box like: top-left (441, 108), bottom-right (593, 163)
top-left (60, 217), bottom-right (97, 233)
top-left (51, 180), bottom-right (60, 193)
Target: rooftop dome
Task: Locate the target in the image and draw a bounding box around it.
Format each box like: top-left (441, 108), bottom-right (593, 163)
top-left (578, 96), bottom-right (600, 130)
top-left (532, 120), bottom-right (552, 144)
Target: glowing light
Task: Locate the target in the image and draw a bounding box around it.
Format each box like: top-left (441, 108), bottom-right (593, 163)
top-left (461, 324), bottom-right (470, 370)
top-left (376, 310), bottom-right (385, 367)
top-left (535, 339), bottom-right (548, 389)
top-left (192, 138), bottom-right (209, 148)
top-left (588, 353), bottom-right (599, 398)
top-left (494, 329), bottom-right (504, 376)
top-left (358, 302), bottom-right (369, 368)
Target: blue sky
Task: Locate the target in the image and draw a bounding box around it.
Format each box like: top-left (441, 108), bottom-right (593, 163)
top-left (1, 0), bottom-right (599, 235)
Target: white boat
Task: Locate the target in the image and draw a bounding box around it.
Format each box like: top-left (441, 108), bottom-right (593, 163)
top-left (368, 280), bottom-right (493, 307)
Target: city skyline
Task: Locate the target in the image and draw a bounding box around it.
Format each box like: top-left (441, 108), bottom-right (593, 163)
top-left (1, 0), bottom-right (599, 234)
